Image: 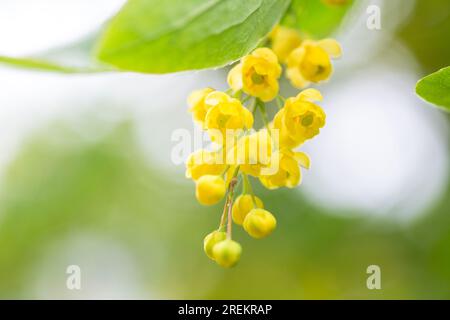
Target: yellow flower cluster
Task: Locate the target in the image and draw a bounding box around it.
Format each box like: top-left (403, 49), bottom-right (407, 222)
top-left (270, 26), bottom-right (342, 89)
top-left (185, 26), bottom-right (342, 268)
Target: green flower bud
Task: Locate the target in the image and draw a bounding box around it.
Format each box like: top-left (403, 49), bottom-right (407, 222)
top-left (212, 239), bottom-right (242, 268)
top-left (243, 208), bottom-right (276, 239)
top-left (232, 194), bottom-right (264, 225)
top-left (203, 231), bottom-right (227, 260)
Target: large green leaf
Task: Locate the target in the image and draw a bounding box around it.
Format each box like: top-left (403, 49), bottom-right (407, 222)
top-left (96, 0), bottom-right (291, 73)
top-left (0, 32), bottom-right (114, 73)
top-left (281, 0), bottom-right (353, 38)
top-left (0, 0), bottom-right (290, 74)
top-left (416, 67), bottom-right (450, 111)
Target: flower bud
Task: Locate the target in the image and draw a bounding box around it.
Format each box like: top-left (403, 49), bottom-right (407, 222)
top-left (232, 194), bottom-right (264, 225)
top-left (243, 209), bottom-right (277, 239)
top-left (195, 175), bottom-right (226, 205)
top-left (212, 239), bottom-right (242, 268)
top-left (203, 231), bottom-right (227, 260)
top-left (269, 26), bottom-right (302, 63)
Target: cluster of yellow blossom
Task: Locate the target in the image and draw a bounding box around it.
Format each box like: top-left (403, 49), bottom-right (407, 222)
top-left (270, 26), bottom-right (342, 89)
top-left (185, 25), bottom-right (341, 268)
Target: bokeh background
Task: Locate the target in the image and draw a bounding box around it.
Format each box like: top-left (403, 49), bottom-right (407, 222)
top-left (0, 0), bottom-right (449, 299)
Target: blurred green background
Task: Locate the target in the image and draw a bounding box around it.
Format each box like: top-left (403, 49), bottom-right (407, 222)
top-left (0, 0), bottom-right (449, 299)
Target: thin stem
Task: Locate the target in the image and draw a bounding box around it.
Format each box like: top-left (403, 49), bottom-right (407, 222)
top-left (278, 94), bottom-right (286, 102)
top-left (227, 193), bottom-right (233, 239)
top-left (226, 173), bottom-right (239, 239)
top-left (218, 166), bottom-right (240, 233)
top-left (257, 99), bottom-right (271, 133)
top-left (218, 198), bottom-right (229, 231)
top-left (243, 173), bottom-right (258, 207)
top-left (233, 90), bottom-right (242, 99)
top-left (241, 95), bottom-right (252, 104)
top-left (276, 96), bottom-right (284, 110)
top-left (242, 173), bottom-right (249, 194)
top-left (220, 165), bottom-right (231, 178)
top-left (248, 97), bottom-right (257, 114)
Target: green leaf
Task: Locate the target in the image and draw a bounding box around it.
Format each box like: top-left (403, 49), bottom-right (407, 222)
top-left (0, 32), bottom-right (114, 73)
top-left (96, 0), bottom-right (291, 73)
top-left (281, 0), bottom-right (353, 38)
top-left (416, 66), bottom-right (450, 111)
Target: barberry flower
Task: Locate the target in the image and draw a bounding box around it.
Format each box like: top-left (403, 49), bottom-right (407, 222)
top-left (269, 26), bottom-right (302, 63)
top-left (286, 39), bottom-right (342, 88)
top-left (204, 91), bottom-right (253, 142)
top-left (185, 150), bottom-right (225, 181)
top-left (228, 129), bottom-right (272, 177)
top-left (203, 231), bottom-right (227, 260)
top-left (212, 239), bottom-right (242, 268)
top-left (228, 48), bottom-right (282, 102)
top-left (186, 25), bottom-right (338, 267)
top-left (243, 208), bottom-right (277, 239)
top-left (232, 194), bottom-right (264, 225)
top-left (188, 87), bottom-right (215, 127)
top-left (259, 150), bottom-right (310, 189)
top-left (195, 175), bottom-right (226, 205)
top-left (273, 89), bottom-right (326, 148)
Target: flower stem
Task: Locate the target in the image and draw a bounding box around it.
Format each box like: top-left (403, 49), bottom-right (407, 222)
top-left (220, 165), bottom-right (230, 178)
top-left (278, 94), bottom-right (286, 102)
top-left (218, 198), bottom-right (228, 231)
top-left (276, 96), bottom-right (284, 110)
top-left (241, 95), bottom-right (252, 104)
top-left (242, 173), bottom-right (249, 194)
top-left (248, 97), bottom-right (257, 114)
top-left (227, 193), bottom-right (233, 239)
top-left (243, 173), bottom-right (258, 207)
top-left (257, 99), bottom-right (271, 133)
top-left (226, 174), bottom-right (239, 239)
top-left (218, 166), bottom-right (240, 234)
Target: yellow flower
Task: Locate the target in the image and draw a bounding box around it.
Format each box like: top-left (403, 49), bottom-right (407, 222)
top-left (187, 87), bottom-right (215, 127)
top-left (273, 88), bottom-right (326, 148)
top-left (259, 150), bottom-right (310, 190)
top-left (228, 48), bottom-right (282, 102)
top-left (212, 239), bottom-right (242, 268)
top-left (203, 231), bottom-right (227, 260)
top-left (195, 175), bottom-right (226, 205)
top-left (269, 26), bottom-right (302, 63)
top-left (186, 150), bottom-right (225, 181)
top-left (204, 91), bottom-right (253, 143)
top-left (228, 129), bottom-right (272, 177)
top-left (232, 194), bottom-right (264, 225)
top-left (243, 208), bottom-right (277, 239)
top-left (286, 39), bottom-right (342, 88)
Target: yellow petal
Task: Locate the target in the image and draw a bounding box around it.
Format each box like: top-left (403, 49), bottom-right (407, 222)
top-left (242, 107), bottom-right (254, 129)
top-left (282, 156), bottom-right (301, 188)
top-left (297, 88), bottom-right (323, 102)
top-left (227, 63), bottom-right (243, 91)
top-left (317, 39), bottom-right (342, 58)
top-left (205, 91), bottom-right (229, 107)
top-left (294, 152), bottom-right (311, 169)
top-left (252, 47), bottom-right (279, 65)
top-left (286, 67), bottom-right (310, 89)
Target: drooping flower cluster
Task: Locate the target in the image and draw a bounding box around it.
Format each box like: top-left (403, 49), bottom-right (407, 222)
top-left (185, 26), bottom-right (341, 268)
